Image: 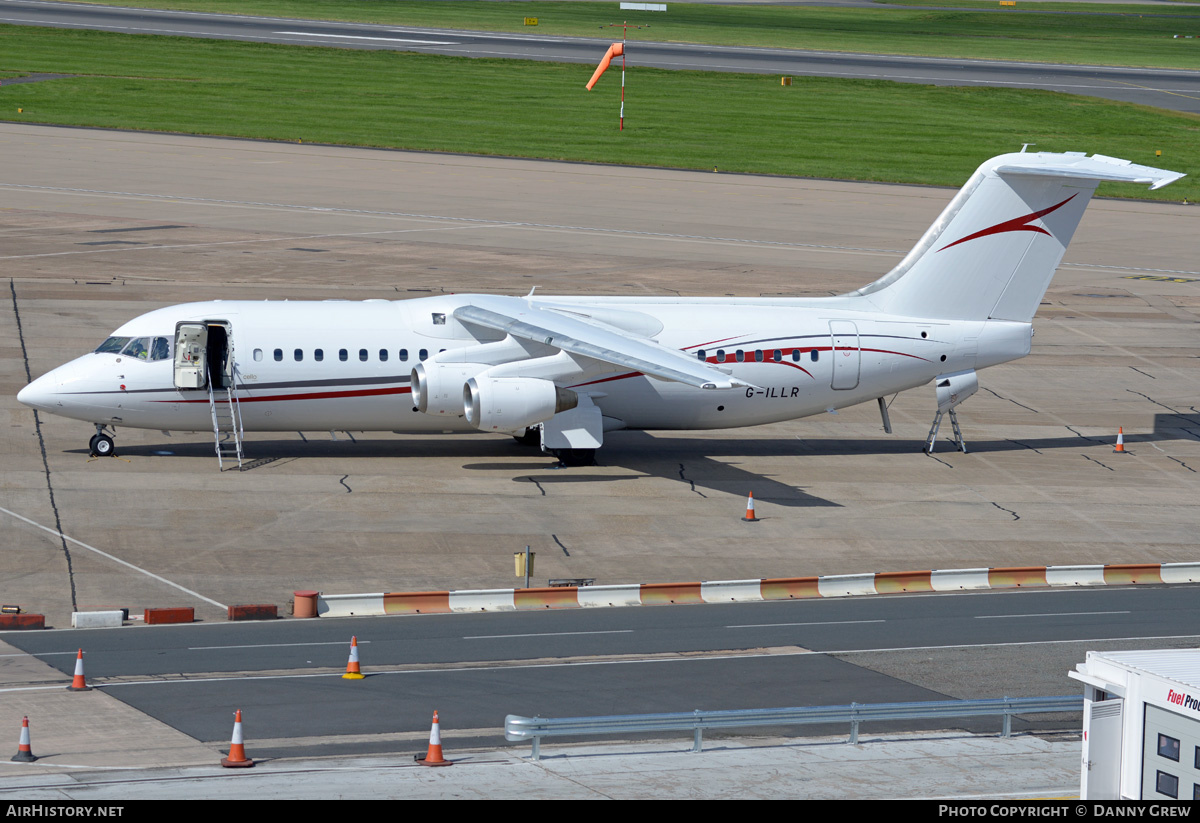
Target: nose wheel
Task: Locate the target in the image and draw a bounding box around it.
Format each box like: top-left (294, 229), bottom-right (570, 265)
top-left (89, 428), bottom-right (115, 458)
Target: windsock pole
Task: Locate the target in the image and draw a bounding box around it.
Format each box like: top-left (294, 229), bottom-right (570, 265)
top-left (589, 20), bottom-right (647, 131)
top-left (619, 25), bottom-right (627, 130)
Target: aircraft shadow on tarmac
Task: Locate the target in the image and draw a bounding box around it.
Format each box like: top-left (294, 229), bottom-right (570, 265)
top-left (73, 411), bottom-right (1198, 509)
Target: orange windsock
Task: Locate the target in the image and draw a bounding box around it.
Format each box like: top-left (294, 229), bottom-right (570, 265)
top-left (586, 42), bottom-right (624, 90)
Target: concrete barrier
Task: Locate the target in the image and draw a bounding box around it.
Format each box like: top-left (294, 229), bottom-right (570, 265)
top-left (449, 588), bottom-right (516, 612)
top-left (578, 584), bottom-right (642, 608)
top-left (144, 607), bottom-right (193, 625)
top-left (228, 604), bottom-right (277, 621)
top-left (1161, 562), bottom-right (1200, 583)
top-left (71, 610), bottom-right (123, 628)
top-left (818, 573), bottom-right (877, 598)
top-left (1046, 565), bottom-right (1105, 587)
top-left (318, 593), bottom-right (385, 617)
top-left (932, 568), bottom-right (991, 591)
top-left (701, 580), bottom-right (764, 603)
top-left (307, 560), bottom-right (1200, 618)
top-left (0, 613), bottom-right (45, 630)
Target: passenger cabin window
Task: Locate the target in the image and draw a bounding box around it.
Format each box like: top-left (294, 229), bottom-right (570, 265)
top-left (274, 349), bottom-right (283, 362)
top-left (314, 349), bottom-right (324, 362)
top-left (811, 350), bottom-right (819, 362)
top-left (717, 350), bottom-right (725, 363)
top-left (379, 349), bottom-right (388, 362)
top-left (792, 350), bottom-right (800, 362)
top-left (773, 350), bottom-right (782, 362)
top-left (359, 349), bottom-right (368, 362)
top-left (294, 349), bottom-right (303, 362)
top-left (755, 350), bottom-right (764, 362)
top-left (736, 350), bottom-right (745, 362)
top-left (339, 349), bottom-right (348, 362)
top-left (419, 349), bottom-right (429, 361)
top-left (399, 349), bottom-right (408, 362)
top-left (696, 350), bottom-right (706, 361)
top-left (253, 349), bottom-right (263, 362)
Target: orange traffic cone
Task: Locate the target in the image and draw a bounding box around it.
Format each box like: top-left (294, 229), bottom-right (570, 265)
top-left (1114, 427), bottom-right (1127, 454)
top-left (66, 648), bottom-right (91, 691)
top-left (342, 636), bottom-right (364, 680)
top-left (417, 710), bottom-right (452, 766)
top-left (220, 710), bottom-right (254, 768)
top-left (742, 492), bottom-right (759, 522)
top-left (11, 716), bottom-right (36, 762)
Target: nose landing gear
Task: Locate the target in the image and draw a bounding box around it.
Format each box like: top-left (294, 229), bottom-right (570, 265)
top-left (89, 425), bottom-right (115, 458)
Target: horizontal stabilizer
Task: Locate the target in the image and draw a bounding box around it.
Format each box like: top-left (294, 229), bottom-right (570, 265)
top-left (993, 152), bottom-right (1186, 190)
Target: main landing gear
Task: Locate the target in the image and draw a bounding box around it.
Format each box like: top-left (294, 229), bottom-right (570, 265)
top-left (89, 425), bottom-right (115, 458)
top-left (512, 428), bottom-right (540, 447)
top-left (550, 448), bottom-right (596, 467)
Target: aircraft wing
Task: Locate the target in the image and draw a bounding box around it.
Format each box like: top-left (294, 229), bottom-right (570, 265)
top-left (454, 297), bottom-right (748, 390)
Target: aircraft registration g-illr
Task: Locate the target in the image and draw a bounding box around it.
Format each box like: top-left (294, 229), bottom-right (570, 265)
top-left (17, 151), bottom-right (1184, 467)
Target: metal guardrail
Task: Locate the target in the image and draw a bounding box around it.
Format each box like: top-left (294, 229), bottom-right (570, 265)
top-left (504, 695), bottom-right (1083, 760)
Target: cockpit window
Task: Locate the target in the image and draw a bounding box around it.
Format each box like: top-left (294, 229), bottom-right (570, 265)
top-left (99, 336), bottom-right (171, 361)
top-left (123, 338), bottom-right (149, 360)
top-left (96, 336), bottom-right (131, 354)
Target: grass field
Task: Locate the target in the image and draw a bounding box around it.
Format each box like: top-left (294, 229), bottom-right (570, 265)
top-left (45, 0), bottom-right (1200, 70)
top-left (0, 25), bottom-right (1194, 201)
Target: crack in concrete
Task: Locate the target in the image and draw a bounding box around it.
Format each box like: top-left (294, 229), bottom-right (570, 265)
top-left (678, 463), bottom-right (707, 498)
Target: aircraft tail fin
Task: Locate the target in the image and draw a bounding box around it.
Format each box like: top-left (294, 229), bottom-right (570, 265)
top-left (851, 152), bottom-right (1184, 323)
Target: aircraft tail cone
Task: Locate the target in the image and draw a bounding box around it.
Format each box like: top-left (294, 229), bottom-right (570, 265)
top-left (220, 710), bottom-right (255, 768)
top-left (11, 717), bottom-right (36, 762)
top-left (66, 649), bottom-right (92, 691)
top-left (342, 635), bottom-right (364, 680)
top-left (742, 491), bottom-right (759, 522)
top-left (1114, 427), bottom-right (1127, 454)
top-left (417, 711), bottom-right (452, 766)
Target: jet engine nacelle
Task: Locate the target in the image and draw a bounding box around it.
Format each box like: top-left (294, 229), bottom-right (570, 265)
top-left (411, 362), bottom-right (487, 416)
top-left (463, 377), bottom-right (578, 433)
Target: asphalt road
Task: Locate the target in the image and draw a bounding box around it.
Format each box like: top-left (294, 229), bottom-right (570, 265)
top-left (5, 586), bottom-right (1197, 754)
top-left (3, 0), bottom-right (1199, 113)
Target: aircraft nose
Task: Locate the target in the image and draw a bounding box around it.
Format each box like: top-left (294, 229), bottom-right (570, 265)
top-left (17, 372), bottom-right (58, 411)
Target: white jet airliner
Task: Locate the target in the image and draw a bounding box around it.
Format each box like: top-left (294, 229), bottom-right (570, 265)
top-left (17, 151), bottom-right (1184, 467)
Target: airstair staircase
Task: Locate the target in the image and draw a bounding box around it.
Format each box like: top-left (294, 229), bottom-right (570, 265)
top-left (206, 360), bottom-right (245, 470)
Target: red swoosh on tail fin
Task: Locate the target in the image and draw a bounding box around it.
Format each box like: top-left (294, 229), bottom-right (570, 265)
top-left (937, 193), bottom-right (1077, 253)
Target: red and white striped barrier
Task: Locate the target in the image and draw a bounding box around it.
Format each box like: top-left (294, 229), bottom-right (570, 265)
top-left (312, 562), bottom-right (1200, 617)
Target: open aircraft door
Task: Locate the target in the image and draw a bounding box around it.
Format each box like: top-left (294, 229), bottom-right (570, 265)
top-left (829, 320), bottom-right (860, 390)
top-left (174, 323), bottom-right (208, 389)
